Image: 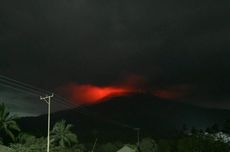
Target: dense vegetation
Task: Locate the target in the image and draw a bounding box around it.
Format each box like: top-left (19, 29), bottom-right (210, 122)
top-left (1, 103), bottom-right (230, 152)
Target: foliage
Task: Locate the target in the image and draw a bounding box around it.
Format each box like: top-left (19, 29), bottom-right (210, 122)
top-left (0, 145), bottom-right (14, 152)
top-left (0, 103), bottom-right (20, 142)
top-left (223, 120), bottom-right (230, 134)
top-left (51, 144), bottom-right (85, 152)
top-left (139, 137), bottom-right (158, 152)
top-left (158, 139), bottom-right (173, 152)
top-left (10, 137), bottom-right (47, 152)
top-left (16, 133), bottom-right (36, 145)
top-left (0, 137), bottom-right (3, 144)
top-left (11, 137), bottom-right (84, 152)
top-left (2, 103), bottom-right (230, 152)
top-left (97, 142), bottom-right (120, 152)
top-left (10, 119), bottom-right (83, 152)
top-left (176, 135), bottom-right (230, 152)
top-left (51, 120), bottom-right (78, 147)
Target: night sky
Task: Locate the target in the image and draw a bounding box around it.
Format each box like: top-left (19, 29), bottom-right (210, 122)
top-left (0, 0), bottom-right (230, 116)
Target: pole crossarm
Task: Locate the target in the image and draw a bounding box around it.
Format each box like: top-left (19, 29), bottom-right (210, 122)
top-left (40, 94), bottom-right (54, 104)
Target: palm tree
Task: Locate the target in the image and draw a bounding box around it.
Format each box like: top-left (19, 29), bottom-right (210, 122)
top-left (0, 103), bottom-right (20, 142)
top-left (17, 132), bottom-right (36, 144)
top-left (50, 120), bottom-right (78, 147)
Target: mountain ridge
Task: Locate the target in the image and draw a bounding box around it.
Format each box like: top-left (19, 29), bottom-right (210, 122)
top-left (17, 93), bottom-right (230, 141)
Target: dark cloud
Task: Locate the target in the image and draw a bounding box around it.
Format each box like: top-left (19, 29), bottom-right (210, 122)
top-left (0, 0), bottom-right (230, 115)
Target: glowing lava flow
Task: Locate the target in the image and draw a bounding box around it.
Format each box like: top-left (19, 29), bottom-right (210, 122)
top-left (152, 85), bottom-right (191, 100)
top-left (63, 84), bottom-right (133, 104)
top-left (58, 82), bottom-right (191, 104)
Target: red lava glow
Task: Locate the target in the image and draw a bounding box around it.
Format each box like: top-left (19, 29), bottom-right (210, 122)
top-left (58, 75), bottom-right (145, 104)
top-left (58, 75), bottom-right (191, 104)
top-left (153, 90), bottom-right (183, 100)
top-left (61, 84), bottom-right (134, 104)
top-left (153, 85), bottom-right (191, 100)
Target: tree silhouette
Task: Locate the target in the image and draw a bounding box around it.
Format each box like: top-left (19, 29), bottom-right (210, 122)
top-left (0, 103), bottom-right (20, 142)
top-left (50, 120), bottom-right (78, 147)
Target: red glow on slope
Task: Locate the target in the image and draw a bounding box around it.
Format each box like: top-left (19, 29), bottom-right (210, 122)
top-left (153, 90), bottom-right (183, 100)
top-left (153, 85), bottom-right (191, 100)
top-left (58, 75), bottom-right (145, 104)
top-left (61, 84), bottom-right (134, 104)
top-left (57, 75), bottom-right (192, 104)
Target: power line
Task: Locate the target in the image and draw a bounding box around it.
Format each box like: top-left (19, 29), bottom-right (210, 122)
top-left (0, 77), bottom-right (80, 109)
top-left (0, 79), bottom-right (45, 97)
top-left (0, 83), bottom-right (41, 97)
top-left (0, 75), bottom-right (81, 107)
top-left (0, 75), bottom-right (51, 95)
top-left (0, 74), bottom-right (140, 146)
top-left (0, 74), bottom-right (137, 130)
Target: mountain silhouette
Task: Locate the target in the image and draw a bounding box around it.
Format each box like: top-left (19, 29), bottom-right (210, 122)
top-left (18, 93), bottom-right (230, 142)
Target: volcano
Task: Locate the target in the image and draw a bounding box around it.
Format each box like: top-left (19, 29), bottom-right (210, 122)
top-left (18, 93), bottom-right (230, 142)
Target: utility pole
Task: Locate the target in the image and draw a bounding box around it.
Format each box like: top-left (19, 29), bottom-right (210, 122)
top-left (134, 128), bottom-right (140, 151)
top-left (91, 138), bottom-right (98, 152)
top-left (40, 94), bottom-right (54, 152)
